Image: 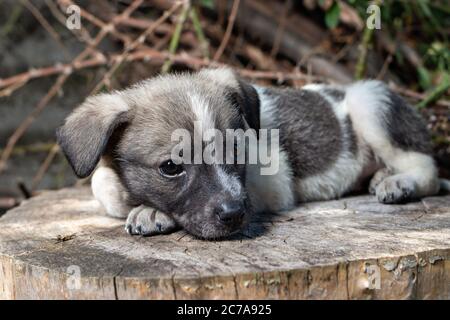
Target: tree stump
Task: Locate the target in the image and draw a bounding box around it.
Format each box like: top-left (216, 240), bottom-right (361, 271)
top-left (0, 187), bottom-right (449, 299)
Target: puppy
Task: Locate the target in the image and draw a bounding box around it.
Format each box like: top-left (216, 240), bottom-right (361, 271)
top-left (56, 67), bottom-right (442, 239)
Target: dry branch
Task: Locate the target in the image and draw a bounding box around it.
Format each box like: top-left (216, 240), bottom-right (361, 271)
top-left (161, 1), bottom-right (190, 73)
top-left (21, 0), bottom-right (69, 58)
top-left (213, 0), bottom-right (240, 61)
top-left (0, 0), bottom-right (146, 173)
top-left (18, 1), bottom-right (184, 182)
top-left (31, 144), bottom-right (60, 191)
top-left (226, 0), bottom-right (353, 83)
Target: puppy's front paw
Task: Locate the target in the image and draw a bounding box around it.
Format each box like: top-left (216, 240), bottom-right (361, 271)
top-left (368, 168), bottom-right (392, 195)
top-left (376, 175), bottom-right (416, 204)
top-left (125, 205), bottom-right (177, 236)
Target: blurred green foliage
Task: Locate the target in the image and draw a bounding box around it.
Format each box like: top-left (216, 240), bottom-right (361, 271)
top-left (198, 0), bottom-right (215, 9)
top-left (389, 0), bottom-right (448, 90)
top-left (330, 0), bottom-right (449, 91)
top-left (325, 2), bottom-right (341, 28)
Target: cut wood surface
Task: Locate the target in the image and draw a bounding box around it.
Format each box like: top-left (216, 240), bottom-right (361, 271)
top-left (0, 187), bottom-right (449, 299)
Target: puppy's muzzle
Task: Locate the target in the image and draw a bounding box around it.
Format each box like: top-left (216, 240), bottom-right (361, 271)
top-left (214, 200), bottom-right (245, 227)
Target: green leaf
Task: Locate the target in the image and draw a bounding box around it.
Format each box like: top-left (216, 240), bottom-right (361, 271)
top-left (417, 67), bottom-right (432, 90)
top-left (199, 0), bottom-right (214, 9)
top-left (416, 73), bottom-right (450, 109)
top-left (325, 2), bottom-right (340, 29)
top-left (417, 0), bottom-right (432, 18)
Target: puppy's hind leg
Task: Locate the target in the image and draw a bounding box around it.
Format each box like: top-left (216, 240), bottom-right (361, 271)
top-left (369, 166), bottom-right (428, 203)
top-left (346, 81), bottom-right (440, 204)
top-left (374, 153), bottom-right (439, 204)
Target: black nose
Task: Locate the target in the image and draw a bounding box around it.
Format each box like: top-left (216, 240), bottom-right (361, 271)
top-left (215, 201), bottom-right (245, 224)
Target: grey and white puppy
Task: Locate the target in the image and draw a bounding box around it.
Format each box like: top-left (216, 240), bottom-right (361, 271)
top-left (57, 67), bottom-right (441, 239)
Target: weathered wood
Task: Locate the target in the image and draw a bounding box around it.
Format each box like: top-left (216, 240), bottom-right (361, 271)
top-left (0, 187), bottom-right (449, 299)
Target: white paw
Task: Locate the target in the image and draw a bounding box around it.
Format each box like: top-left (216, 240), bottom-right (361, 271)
top-left (376, 175), bottom-right (416, 204)
top-left (368, 168), bottom-right (392, 195)
top-left (125, 205), bottom-right (177, 236)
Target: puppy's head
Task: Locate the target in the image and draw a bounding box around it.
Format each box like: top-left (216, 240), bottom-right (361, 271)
top-left (57, 67), bottom-right (260, 239)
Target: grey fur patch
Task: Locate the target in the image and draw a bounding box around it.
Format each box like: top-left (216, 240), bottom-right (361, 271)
top-left (344, 117), bottom-right (358, 155)
top-left (322, 88), bottom-right (345, 101)
top-left (263, 87), bottom-right (342, 178)
top-left (385, 90), bottom-right (432, 154)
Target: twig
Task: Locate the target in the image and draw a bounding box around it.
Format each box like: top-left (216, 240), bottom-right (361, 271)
top-left (29, 1), bottom-right (184, 184)
top-left (270, 0), bottom-right (292, 58)
top-left (189, 6), bottom-right (209, 59)
top-left (0, 74), bottom-right (69, 173)
top-left (73, 10), bottom-right (172, 49)
top-left (0, 51), bottom-right (325, 89)
top-left (46, 0), bottom-right (94, 46)
top-left (330, 41), bottom-right (355, 64)
top-left (213, 0), bottom-right (240, 61)
top-left (0, 2), bottom-right (23, 38)
top-left (389, 83), bottom-right (450, 108)
top-left (116, 16), bottom-right (172, 33)
top-left (21, 0), bottom-right (70, 58)
top-left (231, 0), bottom-right (353, 83)
top-left (237, 69), bottom-right (325, 82)
top-left (153, 25), bottom-right (176, 50)
top-left (17, 182), bottom-right (32, 199)
top-left (0, 0), bottom-right (142, 96)
top-left (0, 81), bottom-right (28, 98)
top-left (354, 0), bottom-right (381, 79)
top-left (0, 197), bottom-right (18, 209)
top-left (57, 0), bottom-right (134, 46)
top-left (28, 0), bottom-right (150, 185)
top-left (0, 48), bottom-right (210, 92)
top-left (238, 43), bottom-right (280, 71)
top-left (416, 75), bottom-right (450, 109)
top-left (0, 142), bottom-right (56, 156)
top-left (161, 1), bottom-right (190, 73)
top-left (376, 54), bottom-right (393, 80)
top-left (92, 1), bottom-right (184, 93)
top-left (337, 0), bottom-right (364, 30)
top-left (354, 25), bottom-right (375, 79)
top-left (0, 0), bottom-right (145, 173)
top-left (31, 144), bottom-right (60, 191)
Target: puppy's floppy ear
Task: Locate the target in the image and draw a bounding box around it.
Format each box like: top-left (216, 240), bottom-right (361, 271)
top-left (56, 93), bottom-right (130, 178)
top-left (199, 67), bottom-right (260, 133)
top-left (233, 79), bottom-right (260, 134)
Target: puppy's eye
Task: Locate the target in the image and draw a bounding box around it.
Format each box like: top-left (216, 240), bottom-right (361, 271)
top-left (159, 160), bottom-right (184, 177)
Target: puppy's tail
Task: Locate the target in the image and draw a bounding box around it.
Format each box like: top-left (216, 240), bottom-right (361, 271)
top-left (439, 178), bottom-right (450, 194)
